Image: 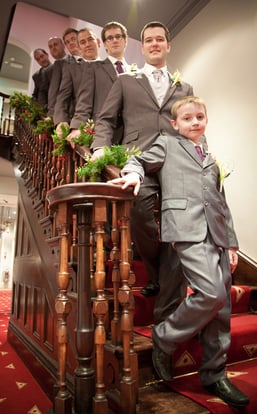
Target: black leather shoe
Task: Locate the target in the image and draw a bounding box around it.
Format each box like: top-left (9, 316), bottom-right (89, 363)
top-left (140, 281), bottom-right (160, 296)
top-left (204, 377), bottom-right (249, 408)
top-left (152, 341), bottom-right (173, 381)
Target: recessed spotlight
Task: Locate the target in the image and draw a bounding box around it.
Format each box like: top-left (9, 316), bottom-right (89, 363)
top-left (10, 62), bottom-right (23, 69)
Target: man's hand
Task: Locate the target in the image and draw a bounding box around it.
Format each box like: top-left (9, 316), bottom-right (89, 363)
top-left (108, 172), bottom-right (141, 196)
top-left (66, 129), bottom-right (80, 148)
top-left (56, 122), bottom-right (69, 138)
top-left (228, 248), bottom-right (238, 274)
top-left (91, 148), bottom-right (105, 161)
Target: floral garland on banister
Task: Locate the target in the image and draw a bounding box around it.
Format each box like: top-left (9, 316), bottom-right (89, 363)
top-left (77, 145), bottom-right (141, 182)
top-left (9, 91), bottom-right (141, 182)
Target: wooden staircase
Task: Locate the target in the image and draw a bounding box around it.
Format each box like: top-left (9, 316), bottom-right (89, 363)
top-left (6, 112), bottom-right (257, 414)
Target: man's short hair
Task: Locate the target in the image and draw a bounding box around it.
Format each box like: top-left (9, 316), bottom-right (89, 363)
top-left (101, 21), bottom-right (127, 43)
top-left (141, 21), bottom-right (171, 43)
top-left (62, 27), bottom-right (78, 42)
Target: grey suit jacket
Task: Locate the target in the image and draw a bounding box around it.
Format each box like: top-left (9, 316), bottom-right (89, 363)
top-left (70, 58), bottom-right (123, 143)
top-left (48, 55), bottom-right (76, 116)
top-left (32, 64), bottom-right (54, 108)
top-left (53, 59), bottom-right (88, 125)
top-left (122, 134), bottom-right (238, 249)
top-left (91, 71), bottom-right (194, 152)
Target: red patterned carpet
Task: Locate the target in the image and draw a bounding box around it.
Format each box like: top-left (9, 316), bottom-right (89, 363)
top-left (0, 289), bottom-right (53, 414)
top-left (169, 358), bottom-right (257, 414)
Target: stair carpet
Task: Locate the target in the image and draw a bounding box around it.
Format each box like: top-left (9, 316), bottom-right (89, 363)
top-left (106, 260), bottom-right (257, 378)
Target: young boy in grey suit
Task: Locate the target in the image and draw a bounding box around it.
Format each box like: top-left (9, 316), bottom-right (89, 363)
top-left (108, 96), bottom-right (249, 409)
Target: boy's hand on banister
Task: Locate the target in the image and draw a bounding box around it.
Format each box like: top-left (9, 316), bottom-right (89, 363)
top-left (108, 172), bottom-right (141, 196)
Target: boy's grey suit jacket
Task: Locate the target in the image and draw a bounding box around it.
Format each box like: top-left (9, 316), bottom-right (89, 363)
top-left (122, 134), bottom-right (238, 249)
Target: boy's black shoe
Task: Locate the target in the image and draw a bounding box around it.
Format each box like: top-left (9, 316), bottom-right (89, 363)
top-left (205, 377), bottom-right (249, 408)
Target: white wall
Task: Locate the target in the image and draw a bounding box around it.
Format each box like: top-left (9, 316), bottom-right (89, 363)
top-left (168, 0), bottom-right (257, 262)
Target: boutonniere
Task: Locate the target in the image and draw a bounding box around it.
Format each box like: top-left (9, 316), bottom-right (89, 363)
top-left (170, 69), bottom-right (182, 87)
top-left (215, 159), bottom-right (234, 192)
top-left (129, 63), bottom-right (138, 73)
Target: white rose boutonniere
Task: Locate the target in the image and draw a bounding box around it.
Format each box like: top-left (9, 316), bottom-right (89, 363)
top-left (170, 69), bottom-right (182, 87)
top-left (215, 159), bottom-right (234, 192)
top-left (129, 63), bottom-right (138, 73)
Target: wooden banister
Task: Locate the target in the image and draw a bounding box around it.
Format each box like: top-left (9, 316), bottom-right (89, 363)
top-left (47, 183), bottom-right (136, 414)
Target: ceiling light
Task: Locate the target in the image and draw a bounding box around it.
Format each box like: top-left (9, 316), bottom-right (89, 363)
top-left (10, 62), bottom-right (23, 69)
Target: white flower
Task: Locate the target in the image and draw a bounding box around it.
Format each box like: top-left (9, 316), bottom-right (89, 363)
top-left (171, 69), bottom-right (182, 86)
top-left (216, 160), bottom-right (234, 192)
top-left (129, 63), bottom-right (138, 73)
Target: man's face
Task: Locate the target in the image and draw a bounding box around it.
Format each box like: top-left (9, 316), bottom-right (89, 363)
top-left (141, 26), bottom-right (171, 68)
top-left (48, 38), bottom-right (66, 60)
top-left (77, 30), bottom-right (100, 60)
top-left (64, 32), bottom-right (79, 56)
top-left (34, 50), bottom-right (50, 67)
top-left (103, 27), bottom-right (127, 59)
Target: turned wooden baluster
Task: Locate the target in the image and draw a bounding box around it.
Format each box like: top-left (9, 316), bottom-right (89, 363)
top-left (55, 156), bottom-right (63, 187)
top-left (110, 200), bottom-right (121, 345)
top-left (50, 155), bottom-right (57, 189)
top-left (90, 229), bottom-right (96, 297)
top-left (92, 199), bottom-right (109, 413)
top-left (38, 134), bottom-right (47, 199)
top-left (69, 213), bottom-right (77, 268)
top-left (54, 202), bottom-right (73, 414)
top-left (73, 203), bottom-right (95, 414)
top-left (42, 135), bottom-right (50, 202)
top-left (118, 200), bottom-right (136, 414)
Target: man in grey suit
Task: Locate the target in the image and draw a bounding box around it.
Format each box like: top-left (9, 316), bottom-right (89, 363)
top-left (53, 27), bottom-right (101, 129)
top-left (109, 96), bottom-right (249, 409)
top-left (68, 21), bottom-right (130, 144)
top-left (90, 22), bottom-right (194, 311)
top-left (48, 29), bottom-right (80, 116)
top-left (32, 48), bottom-right (53, 109)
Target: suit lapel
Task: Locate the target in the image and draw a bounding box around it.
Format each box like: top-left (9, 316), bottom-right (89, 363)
top-left (179, 139), bottom-right (215, 168)
top-left (135, 73), bottom-right (160, 107)
top-left (160, 71), bottom-right (177, 107)
top-left (102, 58), bottom-right (117, 82)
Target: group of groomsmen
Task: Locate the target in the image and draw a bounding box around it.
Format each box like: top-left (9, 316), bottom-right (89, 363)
top-left (31, 20), bottom-right (191, 302)
top-left (32, 22), bottom-right (130, 143)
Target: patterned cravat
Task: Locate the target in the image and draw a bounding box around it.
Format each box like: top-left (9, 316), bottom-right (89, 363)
top-left (195, 145), bottom-right (205, 161)
top-left (152, 69), bottom-right (163, 82)
top-left (115, 61), bottom-right (124, 74)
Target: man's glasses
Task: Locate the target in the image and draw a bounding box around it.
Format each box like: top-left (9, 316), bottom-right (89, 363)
top-left (105, 34), bottom-right (124, 42)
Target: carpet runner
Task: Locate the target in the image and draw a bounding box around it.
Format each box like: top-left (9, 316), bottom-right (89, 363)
top-left (168, 358), bottom-right (257, 413)
top-left (129, 262), bottom-right (257, 413)
top-left (0, 289), bottom-right (53, 414)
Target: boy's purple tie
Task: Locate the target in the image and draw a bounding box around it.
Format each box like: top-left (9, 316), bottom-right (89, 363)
top-left (195, 145), bottom-right (205, 161)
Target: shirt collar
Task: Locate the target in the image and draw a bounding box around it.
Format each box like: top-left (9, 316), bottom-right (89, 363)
top-left (108, 55), bottom-right (126, 65)
top-left (143, 63), bottom-right (168, 76)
